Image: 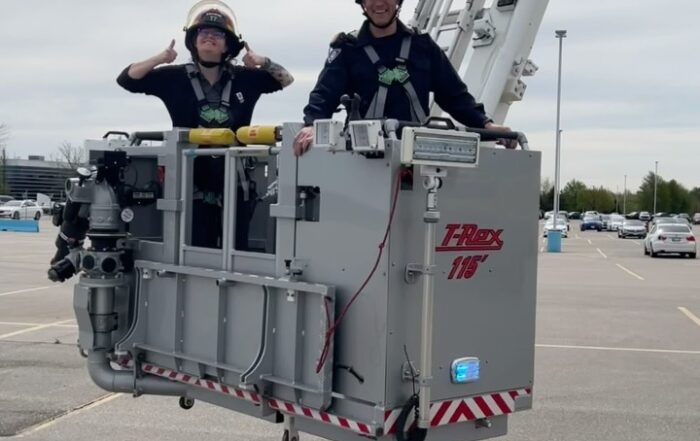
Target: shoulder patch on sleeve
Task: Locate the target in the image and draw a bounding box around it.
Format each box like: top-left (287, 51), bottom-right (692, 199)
top-left (327, 47), bottom-right (342, 64)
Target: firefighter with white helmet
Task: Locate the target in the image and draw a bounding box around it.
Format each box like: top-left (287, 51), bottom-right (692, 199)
top-left (117, 0), bottom-right (294, 249)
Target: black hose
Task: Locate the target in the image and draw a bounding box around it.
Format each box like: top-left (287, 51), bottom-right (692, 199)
top-left (395, 394), bottom-right (427, 441)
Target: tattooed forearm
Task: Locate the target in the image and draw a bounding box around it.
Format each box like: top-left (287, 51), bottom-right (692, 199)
top-left (262, 58), bottom-right (294, 88)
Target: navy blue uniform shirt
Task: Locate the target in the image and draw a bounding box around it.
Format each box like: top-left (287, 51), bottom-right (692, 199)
top-left (303, 20), bottom-right (491, 128)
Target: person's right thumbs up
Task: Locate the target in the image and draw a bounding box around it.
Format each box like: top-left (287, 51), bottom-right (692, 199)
top-left (159, 39), bottom-right (178, 64)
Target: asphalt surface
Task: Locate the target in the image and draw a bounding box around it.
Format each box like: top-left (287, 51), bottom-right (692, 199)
top-left (0, 219), bottom-right (699, 440)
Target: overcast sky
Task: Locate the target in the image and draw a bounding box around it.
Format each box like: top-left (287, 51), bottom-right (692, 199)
top-left (0, 0), bottom-right (698, 191)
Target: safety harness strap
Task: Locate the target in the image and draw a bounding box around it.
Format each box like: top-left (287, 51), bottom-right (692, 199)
top-left (185, 64), bottom-right (207, 104)
top-left (185, 63), bottom-right (234, 108)
top-left (362, 36), bottom-right (426, 123)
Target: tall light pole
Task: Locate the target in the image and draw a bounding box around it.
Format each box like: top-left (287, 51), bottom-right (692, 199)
top-left (653, 161), bottom-right (659, 214)
top-left (623, 174), bottom-right (627, 215)
top-left (553, 29), bottom-right (567, 231)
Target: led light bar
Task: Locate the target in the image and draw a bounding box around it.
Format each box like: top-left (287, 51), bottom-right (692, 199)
top-left (401, 127), bottom-right (480, 168)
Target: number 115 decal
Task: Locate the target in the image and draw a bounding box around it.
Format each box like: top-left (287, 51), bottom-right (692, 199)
top-left (437, 224), bottom-right (504, 281)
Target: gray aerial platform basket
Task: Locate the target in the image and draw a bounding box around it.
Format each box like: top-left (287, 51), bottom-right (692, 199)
top-left (68, 119), bottom-right (540, 441)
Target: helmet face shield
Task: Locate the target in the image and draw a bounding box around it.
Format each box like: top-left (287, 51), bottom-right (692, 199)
top-left (185, 0), bottom-right (240, 37)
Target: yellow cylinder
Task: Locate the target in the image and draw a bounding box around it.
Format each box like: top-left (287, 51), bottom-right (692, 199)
top-left (236, 125), bottom-right (280, 145)
top-left (188, 128), bottom-right (236, 146)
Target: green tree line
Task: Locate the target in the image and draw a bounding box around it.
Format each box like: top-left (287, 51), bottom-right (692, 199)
top-left (541, 172), bottom-right (700, 214)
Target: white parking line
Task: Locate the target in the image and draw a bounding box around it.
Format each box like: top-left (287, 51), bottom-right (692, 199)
top-left (607, 234), bottom-right (615, 240)
top-left (16, 393), bottom-right (122, 436)
top-left (587, 239), bottom-right (592, 245)
top-left (0, 321), bottom-right (77, 328)
top-left (616, 264), bottom-right (645, 281)
top-left (0, 286), bottom-right (52, 297)
top-left (0, 319), bottom-right (75, 340)
top-left (536, 344), bottom-right (700, 355)
top-left (678, 307), bottom-right (700, 327)
top-left (596, 248), bottom-right (608, 259)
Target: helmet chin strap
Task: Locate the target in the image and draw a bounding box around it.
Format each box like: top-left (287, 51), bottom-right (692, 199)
top-left (363, 6), bottom-right (400, 29)
top-left (199, 60), bottom-right (222, 68)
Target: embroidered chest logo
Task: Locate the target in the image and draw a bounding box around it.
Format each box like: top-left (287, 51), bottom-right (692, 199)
top-left (378, 65), bottom-right (410, 85)
top-left (200, 106), bottom-right (230, 125)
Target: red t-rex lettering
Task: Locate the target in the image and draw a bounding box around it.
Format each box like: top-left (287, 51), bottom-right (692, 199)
top-left (436, 224), bottom-right (504, 252)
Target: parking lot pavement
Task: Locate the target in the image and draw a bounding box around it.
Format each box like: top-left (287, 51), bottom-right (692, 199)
top-left (1, 220), bottom-right (699, 440)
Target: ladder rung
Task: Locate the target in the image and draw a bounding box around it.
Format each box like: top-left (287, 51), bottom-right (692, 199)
top-left (436, 23), bottom-right (459, 33)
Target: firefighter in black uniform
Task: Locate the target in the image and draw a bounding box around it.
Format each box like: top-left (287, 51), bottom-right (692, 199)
top-left (294, 0), bottom-right (515, 155)
top-left (117, 0), bottom-right (294, 249)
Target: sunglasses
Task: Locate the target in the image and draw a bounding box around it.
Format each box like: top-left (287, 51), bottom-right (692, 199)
top-left (197, 28), bottom-right (226, 40)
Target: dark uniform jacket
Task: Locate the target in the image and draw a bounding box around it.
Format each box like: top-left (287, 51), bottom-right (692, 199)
top-left (117, 63), bottom-right (281, 131)
top-left (303, 20), bottom-right (491, 128)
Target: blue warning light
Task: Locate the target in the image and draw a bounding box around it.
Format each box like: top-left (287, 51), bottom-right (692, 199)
top-left (451, 358), bottom-right (480, 384)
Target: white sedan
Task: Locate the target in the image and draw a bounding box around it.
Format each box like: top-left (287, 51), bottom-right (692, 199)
top-left (543, 218), bottom-right (568, 238)
top-left (0, 200), bottom-right (42, 220)
top-left (644, 224), bottom-right (696, 258)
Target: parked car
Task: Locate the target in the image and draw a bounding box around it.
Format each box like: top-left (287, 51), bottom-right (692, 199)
top-left (600, 214), bottom-right (611, 230)
top-left (568, 211), bottom-right (581, 220)
top-left (644, 224), bottom-right (696, 258)
top-left (694, 213), bottom-right (700, 225)
top-left (544, 210), bottom-right (566, 218)
top-left (584, 211), bottom-right (599, 217)
top-left (0, 200), bottom-right (42, 220)
top-left (581, 215), bottom-right (603, 231)
top-left (626, 211), bottom-right (639, 219)
top-left (543, 216), bottom-right (569, 238)
top-left (639, 211), bottom-right (651, 221)
top-left (0, 195), bottom-right (14, 206)
top-left (675, 213), bottom-right (691, 224)
top-left (648, 217), bottom-right (685, 231)
top-left (618, 220), bottom-right (647, 239)
top-left (608, 214), bottom-right (625, 231)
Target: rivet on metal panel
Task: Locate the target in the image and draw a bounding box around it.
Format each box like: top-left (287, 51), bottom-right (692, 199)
top-left (286, 289), bottom-right (296, 302)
